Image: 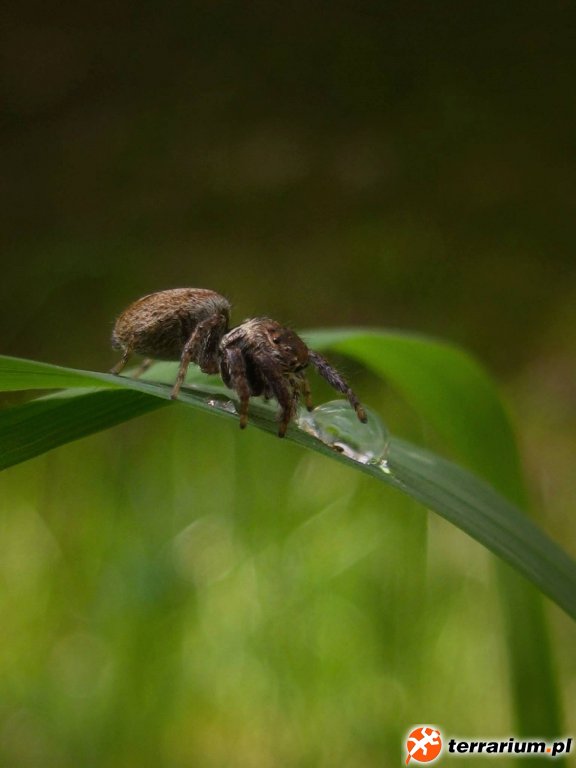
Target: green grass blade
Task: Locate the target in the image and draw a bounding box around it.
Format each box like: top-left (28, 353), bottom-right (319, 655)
top-left (0, 389), bottom-right (168, 469)
top-left (0, 354), bottom-right (575, 626)
top-left (0, 354), bottom-right (122, 391)
top-left (385, 439), bottom-right (576, 619)
top-left (306, 329), bottom-right (563, 742)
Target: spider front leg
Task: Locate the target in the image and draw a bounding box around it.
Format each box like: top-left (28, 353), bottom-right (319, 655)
top-left (300, 373), bottom-right (313, 411)
top-left (275, 380), bottom-right (300, 437)
top-left (308, 351), bottom-right (367, 422)
top-left (253, 356), bottom-right (299, 437)
top-left (222, 347), bottom-right (251, 429)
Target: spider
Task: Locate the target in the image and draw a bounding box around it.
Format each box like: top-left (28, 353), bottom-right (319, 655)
top-left (111, 288), bottom-right (367, 437)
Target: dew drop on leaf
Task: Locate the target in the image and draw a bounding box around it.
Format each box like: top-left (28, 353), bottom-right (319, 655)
top-left (297, 400), bottom-right (390, 467)
top-left (206, 397), bottom-right (238, 415)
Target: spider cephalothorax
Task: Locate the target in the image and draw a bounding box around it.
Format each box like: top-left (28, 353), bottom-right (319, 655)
top-left (111, 288), bottom-right (366, 437)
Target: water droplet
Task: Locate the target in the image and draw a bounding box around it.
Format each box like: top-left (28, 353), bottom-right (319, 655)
top-left (297, 400), bottom-right (390, 466)
top-left (206, 397), bottom-right (237, 415)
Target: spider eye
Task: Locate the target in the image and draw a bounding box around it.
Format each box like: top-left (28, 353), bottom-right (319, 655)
top-left (272, 336), bottom-right (281, 344)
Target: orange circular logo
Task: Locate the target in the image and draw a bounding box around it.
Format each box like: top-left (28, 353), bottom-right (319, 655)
top-left (406, 726), bottom-right (442, 764)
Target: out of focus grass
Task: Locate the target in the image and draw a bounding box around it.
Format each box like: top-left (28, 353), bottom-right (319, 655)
top-left (2, 398), bottom-right (571, 767)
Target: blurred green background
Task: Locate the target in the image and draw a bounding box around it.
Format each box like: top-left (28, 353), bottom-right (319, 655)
top-left (1, 2), bottom-right (575, 766)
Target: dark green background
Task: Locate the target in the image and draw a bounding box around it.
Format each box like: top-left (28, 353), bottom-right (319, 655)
top-left (3, 2), bottom-right (576, 370)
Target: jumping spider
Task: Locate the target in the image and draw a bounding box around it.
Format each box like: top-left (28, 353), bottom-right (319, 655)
top-left (111, 288), bottom-right (367, 437)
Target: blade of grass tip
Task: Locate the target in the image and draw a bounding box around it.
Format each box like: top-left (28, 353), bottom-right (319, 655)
top-left (237, 405), bottom-right (576, 621)
top-left (384, 439), bottom-right (576, 621)
top-left (306, 329), bottom-right (567, 745)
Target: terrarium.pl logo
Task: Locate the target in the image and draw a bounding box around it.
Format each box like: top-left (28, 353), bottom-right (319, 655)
top-left (404, 725), bottom-right (573, 764)
top-left (405, 726), bottom-right (442, 764)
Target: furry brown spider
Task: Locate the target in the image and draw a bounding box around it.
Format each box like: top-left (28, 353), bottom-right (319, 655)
top-left (111, 288), bottom-right (367, 437)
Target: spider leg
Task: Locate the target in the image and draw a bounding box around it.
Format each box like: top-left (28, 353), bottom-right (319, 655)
top-left (171, 328), bottom-right (202, 399)
top-left (308, 351), bottom-right (367, 422)
top-left (278, 382), bottom-right (299, 436)
top-left (272, 378), bottom-right (298, 437)
top-left (252, 356), bottom-right (299, 437)
top-left (223, 347), bottom-right (251, 429)
top-left (300, 373), bottom-right (313, 411)
top-left (111, 348), bottom-right (132, 375)
top-left (132, 358), bottom-right (153, 378)
top-left (171, 315), bottom-right (226, 399)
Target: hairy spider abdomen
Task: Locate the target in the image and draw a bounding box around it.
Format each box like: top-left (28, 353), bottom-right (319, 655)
top-left (112, 288), bottom-right (230, 366)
